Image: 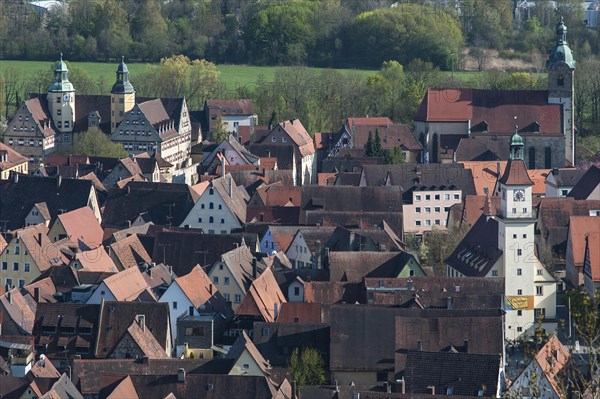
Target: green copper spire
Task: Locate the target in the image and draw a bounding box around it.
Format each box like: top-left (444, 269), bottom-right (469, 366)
top-left (547, 16), bottom-right (576, 69)
top-left (48, 53), bottom-right (74, 92)
top-left (510, 123), bottom-right (524, 160)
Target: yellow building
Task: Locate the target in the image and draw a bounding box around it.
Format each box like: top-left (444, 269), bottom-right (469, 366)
top-left (0, 224), bottom-right (65, 289)
top-left (111, 57), bottom-right (136, 131)
top-left (0, 143), bottom-right (28, 180)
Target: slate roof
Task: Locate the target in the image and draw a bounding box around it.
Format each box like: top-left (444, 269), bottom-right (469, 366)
top-left (95, 301), bottom-right (170, 358)
top-left (567, 165), bottom-right (600, 199)
top-left (404, 350), bottom-right (501, 396)
top-left (454, 136), bottom-right (511, 161)
top-left (328, 251), bottom-right (419, 282)
top-left (445, 215), bottom-right (502, 277)
top-left (33, 303), bottom-right (100, 357)
top-left (101, 181), bottom-right (196, 228)
top-left (548, 167), bottom-right (587, 186)
top-left (0, 175), bottom-right (94, 231)
top-left (415, 88), bottom-right (562, 135)
top-left (235, 268), bottom-right (286, 322)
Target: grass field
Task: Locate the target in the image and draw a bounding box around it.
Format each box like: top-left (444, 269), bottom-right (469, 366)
top-left (0, 59), bottom-right (484, 93)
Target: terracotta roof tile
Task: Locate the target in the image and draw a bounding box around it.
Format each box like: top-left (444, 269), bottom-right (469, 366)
top-left (235, 268), bottom-right (286, 322)
top-left (533, 336), bottom-right (570, 396)
top-left (347, 117), bottom-right (394, 128)
top-left (351, 124), bottom-right (421, 151)
top-left (461, 195), bottom-right (502, 226)
top-left (102, 267), bottom-right (154, 302)
top-left (277, 302), bottom-right (321, 323)
top-left (175, 265), bottom-right (219, 309)
top-left (56, 206), bottom-right (103, 249)
top-left (568, 216), bottom-right (600, 267)
top-left (0, 288), bottom-right (36, 334)
top-left (278, 119), bottom-right (315, 157)
top-left (120, 317), bottom-right (170, 359)
top-left (109, 234), bottom-right (152, 270)
top-left (206, 99), bottom-right (254, 115)
top-left (106, 375), bottom-right (140, 399)
top-left (415, 88), bottom-right (562, 135)
top-left (24, 97), bottom-right (56, 137)
top-left (0, 142), bottom-right (28, 171)
top-left (498, 159), bottom-right (534, 186)
top-left (585, 232), bottom-right (600, 281)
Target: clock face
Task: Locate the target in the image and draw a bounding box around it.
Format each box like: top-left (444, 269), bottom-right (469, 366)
top-left (513, 189), bottom-right (525, 202)
top-left (63, 94), bottom-right (70, 101)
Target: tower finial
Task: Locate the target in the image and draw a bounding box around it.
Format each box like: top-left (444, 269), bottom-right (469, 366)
top-left (121, 55), bottom-right (125, 63)
top-left (60, 52), bottom-right (63, 61)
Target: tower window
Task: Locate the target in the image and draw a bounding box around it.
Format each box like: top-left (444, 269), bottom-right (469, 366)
top-left (544, 147), bottom-right (552, 169)
top-left (557, 74), bottom-right (564, 86)
top-left (119, 98), bottom-right (124, 103)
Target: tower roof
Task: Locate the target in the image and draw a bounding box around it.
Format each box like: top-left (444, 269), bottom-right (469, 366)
top-left (547, 16), bottom-right (576, 69)
top-left (111, 56), bottom-right (135, 94)
top-left (499, 159), bottom-right (534, 186)
top-left (48, 53), bottom-right (74, 93)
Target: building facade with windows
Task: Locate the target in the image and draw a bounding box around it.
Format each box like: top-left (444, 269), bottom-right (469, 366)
top-left (445, 134), bottom-right (557, 340)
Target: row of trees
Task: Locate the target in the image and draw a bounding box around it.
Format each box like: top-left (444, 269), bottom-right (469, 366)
top-left (0, 0), bottom-right (596, 69)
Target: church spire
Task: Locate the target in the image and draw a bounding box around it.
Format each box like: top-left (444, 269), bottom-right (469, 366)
top-left (111, 56), bottom-right (135, 94)
top-left (547, 16), bottom-right (575, 70)
top-left (48, 53), bottom-right (74, 93)
top-left (510, 121), bottom-right (524, 161)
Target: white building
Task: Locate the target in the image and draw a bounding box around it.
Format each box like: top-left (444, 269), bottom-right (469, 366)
top-left (445, 134), bottom-right (557, 341)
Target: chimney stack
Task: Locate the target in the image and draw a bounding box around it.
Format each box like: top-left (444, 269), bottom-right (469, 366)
top-left (221, 151), bottom-right (226, 178)
top-left (464, 339), bottom-right (469, 353)
top-left (137, 314), bottom-right (145, 331)
top-left (291, 380), bottom-right (297, 399)
top-left (7, 290), bottom-right (12, 304)
top-left (209, 284), bottom-right (213, 295)
top-left (399, 378), bottom-right (406, 394)
top-left (417, 339), bottom-right (422, 351)
top-left (252, 258), bottom-right (257, 279)
top-left (56, 175), bottom-right (62, 188)
top-left (34, 287), bottom-right (40, 303)
top-left (177, 368), bottom-right (186, 383)
top-left (315, 240), bottom-right (321, 269)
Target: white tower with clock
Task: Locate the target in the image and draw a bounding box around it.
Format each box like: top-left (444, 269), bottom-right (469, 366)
top-left (497, 132), bottom-right (557, 340)
top-left (47, 54), bottom-right (76, 145)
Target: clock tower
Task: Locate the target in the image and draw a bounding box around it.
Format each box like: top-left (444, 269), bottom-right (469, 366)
top-left (47, 54), bottom-right (76, 143)
top-left (547, 17), bottom-right (576, 165)
top-left (111, 57), bottom-right (136, 132)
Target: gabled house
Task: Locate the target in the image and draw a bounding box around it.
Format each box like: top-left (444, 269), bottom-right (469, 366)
top-left (180, 174), bottom-right (247, 234)
top-left (47, 206), bottom-right (103, 248)
top-left (259, 226), bottom-right (299, 255)
top-left (95, 301), bottom-right (171, 359)
top-left (108, 233), bottom-right (153, 271)
top-left (328, 251), bottom-right (425, 283)
top-left (545, 167), bottom-right (586, 197)
top-left (204, 99), bottom-right (257, 137)
top-left (159, 265), bottom-right (230, 348)
top-left (583, 231), bottom-right (600, 297)
top-left (508, 336), bottom-right (569, 399)
top-left (0, 174), bottom-right (101, 231)
top-left (321, 117), bottom-right (393, 158)
top-left (235, 267), bottom-right (287, 327)
top-left (101, 157), bottom-right (149, 188)
top-left (0, 224), bottom-right (67, 288)
top-left (87, 267), bottom-right (155, 304)
top-left (0, 142), bottom-right (29, 179)
top-left (566, 165), bottom-right (600, 200)
top-left (202, 134), bottom-right (260, 174)
top-left (226, 330), bottom-right (273, 378)
top-left (285, 228), bottom-right (335, 269)
top-left (24, 202), bottom-right (52, 227)
top-left (207, 245), bottom-right (265, 310)
top-left (0, 288), bottom-right (37, 335)
top-left (255, 119), bottom-right (316, 185)
top-left (565, 216), bottom-right (600, 288)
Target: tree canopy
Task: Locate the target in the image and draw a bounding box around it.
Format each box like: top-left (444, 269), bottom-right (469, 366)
top-left (72, 128), bottom-right (128, 158)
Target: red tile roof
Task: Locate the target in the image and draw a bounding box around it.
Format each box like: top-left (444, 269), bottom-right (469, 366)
top-left (56, 206), bottom-right (103, 248)
top-left (278, 119), bottom-right (315, 157)
top-left (105, 375), bottom-right (140, 399)
top-left (175, 265), bottom-right (217, 309)
top-left (347, 117), bottom-right (394, 129)
top-left (109, 234), bottom-right (152, 271)
top-left (568, 216), bottom-right (600, 267)
top-left (277, 302), bottom-right (321, 324)
top-left (121, 317), bottom-right (170, 359)
top-left (498, 159), bottom-right (534, 186)
top-left (0, 143), bottom-right (28, 171)
top-left (206, 99), bottom-right (254, 115)
top-left (585, 232), bottom-right (600, 281)
top-left (415, 88), bottom-right (562, 135)
top-left (24, 98), bottom-right (56, 138)
top-left (102, 267), bottom-right (154, 302)
top-left (235, 268), bottom-right (286, 322)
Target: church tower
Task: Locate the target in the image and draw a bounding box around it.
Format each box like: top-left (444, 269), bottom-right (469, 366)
top-left (110, 57), bottom-right (136, 131)
top-left (47, 54), bottom-right (76, 143)
top-left (547, 17), bottom-right (576, 165)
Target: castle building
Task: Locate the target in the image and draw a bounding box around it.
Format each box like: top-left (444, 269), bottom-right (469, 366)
top-left (3, 57), bottom-right (192, 169)
top-left (445, 132), bottom-right (557, 341)
top-left (414, 18), bottom-right (575, 168)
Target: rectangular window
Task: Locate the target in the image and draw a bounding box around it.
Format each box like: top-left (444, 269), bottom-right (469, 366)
top-left (517, 249), bottom-right (522, 256)
top-left (517, 268), bottom-right (522, 276)
top-left (434, 207), bottom-right (440, 213)
top-left (536, 286), bottom-right (543, 296)
top-left (517, 327), bottom-right (523, 332)
top-left (517, 310), bottom-right (522, 316)
top-left (415, 207), bottom-right (421, 213)
top-left (523, 234), bottom-right (527, 239)
top-left (434, 194), bottom-right (440, 200)
top-left (415, 195), bottom-right (421, 201)
top-left (235, 294), bottom-right (242, 303)
top-left (535, 308), bottom-right (545, 318)
top-left (435, 220), bottom-right (440, 225)
top-left (271, 136), bottom-right (276, 142)
top-left (224, 293), bottom-right (230, 301)
top-left (425, 220), bottom-right (431, 226)
top-left (512, 208), bottom-right (517, 214)
top-left (213, 277), bottom-right (219, 284)
top-left (537, 269), bottom-right (543, 276)
top-left (513, 234), bottom-right (517, 239)
top-left (173, 302), bottom-right (177, 309)
top-left (24, 263), bottom-right (30, 272)
top-left (445, 194), bottom-right (450, 200)
top-left (415, 220), bottom-right (421, 226)
top-left (294, 287), bottom-right (300, 296)
top-left (517, 289), bottom-right (522, 295)
top-left (425, 195), bottom-right (431, 200)
top-left (18, 279), bottom-right (25, 288)
top-left (425, 207), bottom-right (431, 213)
top-left (2, 262), bottom-right (7, 270)
top-left (453, 194), bottom-right (460, 200)
top-left (523, 208), bottom-right (527, 213)
top-left (492, 270), bottom-right (498, 276)
top-left (13, 262), bottom-right (18, 271)
top-left (224, 277), bottom-right (230, 285)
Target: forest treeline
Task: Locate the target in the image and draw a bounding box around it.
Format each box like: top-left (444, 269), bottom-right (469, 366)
top-left (0, 0), bottom-right (597, 69)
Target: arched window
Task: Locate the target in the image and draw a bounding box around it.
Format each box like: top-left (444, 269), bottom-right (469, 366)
top-left (544, 147), bottom-right (552, 169)
top-left (209, 216), bottom-right (214, 224)
top-left (221, 218), bottom-right (225, 224)
top-left (209, 188), bottom-right (214, 195)
top-left (528, 147), bottom-right (536, 170)
top-left (209, 202), bottom-right (214, 209)
top-left (557, 74), bottom-right (564, 87)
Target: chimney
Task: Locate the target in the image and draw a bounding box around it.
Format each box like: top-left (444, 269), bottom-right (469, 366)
top-left (34, 287), bottom-right (40, 303)
top-left (37, 233), bottom-right (42, 246)
top-left (221, 152), bottom-right (226, 178)
top-left (252, 258), bottom-right (257, 279)
top-left (177, 368), bottom-right (186, 383)
top-left (417, 339), bottom-right (422, 351)
top-left (266, 149), bottom-right (271, 158)
top-left (552, 168), bottom-right (559, 176)
top-left (291, 380), bottom-right (297, 399)
top-left (384, 382), bottom-right (391, 393)
top-left (56, 175), bottom-right (62, 188)
top-left (427, 386), bottom-right (435, 395)
top-left (315, 240), bottom-right (321, 269)
top-left (398, 377), bottom-right (406, 394)
top-left (189, 306), bottom-right (194, 316)
top-left (464, 339), bottom-right (469, 353)
top-left (274, 303), bottom-right (279, 319)
top-left (7, 290), bottom-right (12, 304)
top-left (137, 314), bottom-right (145, 331)
top-left (496, 161), bottom-right (501, 176)
top-left (323, 247), bottom-right (330, 269)
top-left (407, 278), bottom-right (414, 291)
top-left (209, 284), bottom-right (213, 295)
top-left (229, 175), bottom-right (233, 197)
top-left (447, 296), bottom-right (453, 310)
